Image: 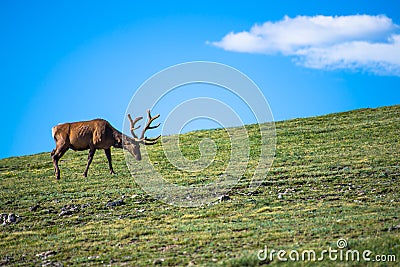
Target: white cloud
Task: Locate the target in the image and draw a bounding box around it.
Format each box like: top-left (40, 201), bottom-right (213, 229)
top-left (211, 15), bottom-right (400, 76)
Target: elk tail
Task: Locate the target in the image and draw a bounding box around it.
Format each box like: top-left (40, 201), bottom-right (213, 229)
top-left (52, 126), bottom-right (57, 140)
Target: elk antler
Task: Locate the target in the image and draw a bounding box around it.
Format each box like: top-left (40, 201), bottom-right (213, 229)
top-left (127, 110), bottom-right (161, 145)
top-left (141, 109), bottom-right (161, 145)
top-left (140, 109), bottom-right (160, 138)
top-left (127, 114), bottom-right (143, 139)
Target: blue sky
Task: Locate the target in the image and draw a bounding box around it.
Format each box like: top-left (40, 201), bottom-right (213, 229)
top-left (1, 0), bottom-right (400, 159)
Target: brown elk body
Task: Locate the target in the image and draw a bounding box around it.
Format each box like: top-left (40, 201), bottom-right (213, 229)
top-left (51, 110), bottom-right (160, 179)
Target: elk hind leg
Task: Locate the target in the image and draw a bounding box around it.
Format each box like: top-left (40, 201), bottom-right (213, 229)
top-left (51, 145), bottom-right (68, 180)
top-left (83, 148), bottom-right (96, 177)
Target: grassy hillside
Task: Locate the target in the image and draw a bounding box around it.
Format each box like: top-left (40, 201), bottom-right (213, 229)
top-left (1, 105), bottom-right (399, 266)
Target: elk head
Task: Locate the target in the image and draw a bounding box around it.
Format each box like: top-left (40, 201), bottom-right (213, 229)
top-left (125, 109), bottom-right (161, 160)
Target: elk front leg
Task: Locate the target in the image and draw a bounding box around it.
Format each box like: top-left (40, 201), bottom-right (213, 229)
top-left (83, 148), bottom-right (96, 177)
top-left (104, 148), bottom-right (115, 174)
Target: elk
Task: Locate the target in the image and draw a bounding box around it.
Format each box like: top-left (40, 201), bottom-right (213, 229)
top-left (51, 110), bottom-right (160, 179)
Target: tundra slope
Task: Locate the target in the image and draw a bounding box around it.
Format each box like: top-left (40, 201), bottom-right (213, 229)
top-left (0, 105), bottom-right (399, 266)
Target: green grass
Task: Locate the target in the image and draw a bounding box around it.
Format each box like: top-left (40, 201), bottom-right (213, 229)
top-left (1, 105), bottom-right (399, 266)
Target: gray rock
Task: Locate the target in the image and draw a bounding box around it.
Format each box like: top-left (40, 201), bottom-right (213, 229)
top-left (153, 258), bottom-right (165, 265)
top-left (6, 213), bottom-right (17, 223)
top-left (106, 199), bottom-right (124, 207)
top-left (218, 195), bottom-right (231, 202)
top-left (30, 204), bottom-right (40, 212)
top-left (58, 210), bottom-right (73, 217)
top-left (58, 205), bottom-right (79, 217)
top-left (1, 213), bottom-right (20, 225)
top-left (1, 214), bottom-right (7, 226)
top-left (36, 250), bottom-right (56, 260)
top-left (81, 203), bottom-right (91, 209)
